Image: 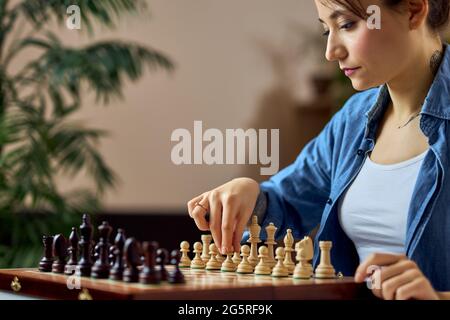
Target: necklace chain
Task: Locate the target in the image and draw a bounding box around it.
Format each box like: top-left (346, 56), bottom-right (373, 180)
top-left (396, 103), bottom-right (424, 129)
top-left (397, 111), bottom-right (421, 129)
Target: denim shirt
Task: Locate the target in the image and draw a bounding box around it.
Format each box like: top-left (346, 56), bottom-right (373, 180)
top-left (243, 43), bottom-right (450, 291)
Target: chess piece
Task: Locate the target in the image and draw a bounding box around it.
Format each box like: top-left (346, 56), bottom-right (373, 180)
top-left (216, 253), bottom-right (225, 263)
top-left (314, 241), bottom-right (336, 279)
top-left (190, 242), bottom-right (205, 269)
top-left (168, 250), bottom-right (186, 284)
top-left (92, 221), bottom-right (113, 279)
top-left (64, 228), bottom-right (79, 275)
top-left (206, 243), bottom-right (222, 270)
top-left (271, 247), bottom-right (289, 277)
top-left (140, 241), bottom-right (161, 284)
top-left (232, 252), bottom-right (241, 265)
top-left (51, 234), bottom-right (68, 273)
top-left (200, 234), bottom-right (212, 263)
top-left (156, 248), bottom-right (169, 281)
top-left (110, 229), bottom-right (126, 281)
top-left (39, 235), bottom-right (54, 272)
top-left (123, 238), bottom-right (142, 283)
top-left (77, 214), bottom-right (93, 277)
top-left (221, 253), bottom-right (237, 272)
top-left (236, 245), bottom-right (253, 274)
top-left (265, 223), bottom-right (277, 268)
top-left (179, 241), bottom-right (191, 268)
top-left (283, 229), bottom-right (295, 274)
top-left (254, 245), bottom-right (271, 275)
top-left (293, 236), bottom-right (314, 279)
top-left (247, 215), bottom-right (261, 267)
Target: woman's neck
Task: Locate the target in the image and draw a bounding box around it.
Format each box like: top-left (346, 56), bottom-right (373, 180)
top-left (386, 41), bottom-right (445, 121)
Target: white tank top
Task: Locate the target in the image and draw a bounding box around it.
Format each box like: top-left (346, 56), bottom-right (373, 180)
top-left (338, 149), bottom-right (428, 263)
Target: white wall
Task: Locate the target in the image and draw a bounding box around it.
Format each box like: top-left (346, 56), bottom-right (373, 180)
top-left (50, 0), bottom-right (325, 212)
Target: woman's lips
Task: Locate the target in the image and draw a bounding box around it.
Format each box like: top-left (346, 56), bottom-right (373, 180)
top-left (343, 67), bottom-right (361, 77)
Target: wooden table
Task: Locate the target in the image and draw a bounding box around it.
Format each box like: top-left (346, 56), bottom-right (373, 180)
top-left (0, 268), bottom-right (374, 300)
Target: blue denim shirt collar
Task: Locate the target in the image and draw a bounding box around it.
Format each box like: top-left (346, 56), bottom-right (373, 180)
top-left (363, 43), bottom-right (450, 141)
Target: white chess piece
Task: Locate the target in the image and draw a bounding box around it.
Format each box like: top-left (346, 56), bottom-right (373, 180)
top-left (201, 234), bottom-right (212, 263)
top-left (237, 245), bottom-right (254, 274)
top-left (179, 241), bottom-right (191, 268)
top-left (247, 215), bottom-right (261, 267)
top-left (221, 253), bottom-right (237, 272)
top-left (271, 247), bottom-right (289, 277)
top-left (283, 229), bottom-right (295, 274)
top-left (265, 223), bottom-right (277, 268)
top-left (314, 241), bottom-right (336, 279)
top-left (206, 243), bottom-right (221, 270)
top-left (190, 242), bottom-right (205, 269)
top-left (254, 246), bottom-right (271, 275)
top-left (232, 252), bottom-right (241, 265)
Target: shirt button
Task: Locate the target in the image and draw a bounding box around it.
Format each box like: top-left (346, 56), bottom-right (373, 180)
top-left (327, 198), bottom-right (333, 205)
top-left (356, 149), bottom-right (364, 156)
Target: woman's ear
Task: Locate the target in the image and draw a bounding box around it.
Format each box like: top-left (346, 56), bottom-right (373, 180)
top-left (407, 0), bottom-right (429, 30)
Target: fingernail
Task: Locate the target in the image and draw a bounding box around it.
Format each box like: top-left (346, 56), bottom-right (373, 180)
top-left (221, 246), bottom-right (228, 254)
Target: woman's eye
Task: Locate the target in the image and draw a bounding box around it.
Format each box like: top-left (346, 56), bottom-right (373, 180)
top-left (322, 30), bottom-right (330, 37)
top-left (340, 21), bottom-right (355, 30)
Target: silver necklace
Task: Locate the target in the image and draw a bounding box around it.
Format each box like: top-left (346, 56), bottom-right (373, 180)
top-left (397, 103), bottom-right (424, 129)
top-left (397, 111), bottom-right (421, 129)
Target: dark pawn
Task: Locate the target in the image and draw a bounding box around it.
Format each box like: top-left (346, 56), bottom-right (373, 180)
top-left (39, 236), bottom-right (54, 272)
top-left (92, 221), bottom-right (113, 279)
top-left (110, 229), bottom-right (126, 281)
top-left (51, 234), bottom-right (68, 273)
top-left (168, 250), bottom-right (185, 284)
top-left (156, 248), bottom-right (169, 281)
top-left (65, 228), bottom-right (79, 275)
top-left (123, 238), bottom-right (142, 283)
top-left (77, 214), bottom-right (93, 277)
top-left (140, 241), bottom-right (161, 285)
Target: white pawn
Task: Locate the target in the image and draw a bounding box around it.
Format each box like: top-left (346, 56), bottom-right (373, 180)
top-left (232, 252), bottom-right (241, 265)
top-left (179, 241), bottom-right (191, 268)
top-left (237, 245), bottom-right (253, 274)
top-left (271, 247), bottom-right (289, 277)
top-left (254, 246), bottom-right (271, 275)
top-left (190, 242), bottom-right (205, 269)
top-left (221, 253), bottom-right (237, 272)
top-left (206, 243), bottom-right (222, 270)
top-left (283, 229), bottom-right (295, 274)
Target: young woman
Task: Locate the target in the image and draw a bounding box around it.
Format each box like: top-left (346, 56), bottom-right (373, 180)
top-left (187, 0), bottom-right (450, 300)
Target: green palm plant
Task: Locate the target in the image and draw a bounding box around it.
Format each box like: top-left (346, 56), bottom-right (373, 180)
top-left (0, 0), bottom-right (174, 267)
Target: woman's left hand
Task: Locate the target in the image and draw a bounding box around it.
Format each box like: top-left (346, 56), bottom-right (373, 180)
top-left (354, 253), bottom-right (439, 300)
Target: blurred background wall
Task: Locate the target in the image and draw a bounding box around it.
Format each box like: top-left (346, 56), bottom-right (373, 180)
top-left (49, 0), bottom-right (341, 214)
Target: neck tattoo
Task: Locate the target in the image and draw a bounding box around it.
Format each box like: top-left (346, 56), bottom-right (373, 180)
top-left (430, 48), bottom-right (444, 75)
top-left (397, 47), bottom-right (444, 129)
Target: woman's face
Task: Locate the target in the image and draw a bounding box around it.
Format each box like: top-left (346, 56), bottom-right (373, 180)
top-left (314, 0), bottom-right (414, 91)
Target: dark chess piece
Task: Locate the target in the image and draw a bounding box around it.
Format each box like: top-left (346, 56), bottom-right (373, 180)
top-left (168, 249), bottom-right (185, 284)
top-left (65, 227), bottom-right (79, 275)
top-left (123, 238), bottom-right (142, 283)
top-left (110, 228), bottom-right (126, 281)
top-left (139, 241), bottom-right (161, 284)
top-left (156, 248), bottom-right (169, 281)
top-left (51, 234), bottom-right (68, 273)
top-left (77, 214), bottom-right (93, 277)
top-left (109, 245), bottom-right (117, 267)
top-left (92, 221), bottom-right (113, 279)
top-left (39, 235), bottom-right (54, 272)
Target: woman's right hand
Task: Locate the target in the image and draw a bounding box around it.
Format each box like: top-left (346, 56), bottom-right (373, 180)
top-left (187, 177), bottom-right (260, 255)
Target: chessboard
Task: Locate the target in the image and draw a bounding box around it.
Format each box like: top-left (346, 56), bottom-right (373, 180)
top-left (0, 214), bottom-right (374, 300)
top-left (0, 268), bottom-right (372, 300)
